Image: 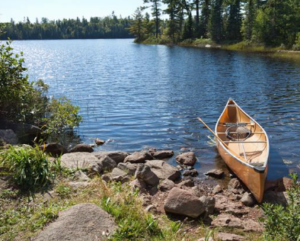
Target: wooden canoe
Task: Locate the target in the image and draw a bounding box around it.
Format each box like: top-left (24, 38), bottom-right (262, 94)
top-left (215, 99), bottom-right (269, 203)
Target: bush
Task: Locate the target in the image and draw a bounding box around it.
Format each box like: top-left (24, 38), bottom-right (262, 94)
top-left (0, 146), bottom-right (57, 191)
top-left (262, 173), bottom-right (300, 241)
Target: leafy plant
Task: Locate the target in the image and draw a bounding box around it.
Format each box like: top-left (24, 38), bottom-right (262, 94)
top-left (262, 173), bottom-right (300, 241)
top-left (0, 146), bottom-right (56, 191)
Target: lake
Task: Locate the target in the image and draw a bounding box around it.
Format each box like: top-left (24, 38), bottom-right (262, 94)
top-left (12, 39), bottom-right (300, 180)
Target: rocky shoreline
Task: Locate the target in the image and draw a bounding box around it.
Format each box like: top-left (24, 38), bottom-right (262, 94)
top-left (23, 142), bottom-right (291, 240)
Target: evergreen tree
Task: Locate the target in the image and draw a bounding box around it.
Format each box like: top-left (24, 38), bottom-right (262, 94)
top-left (163, 0), bottom-right (181, 42)
top-left (129, 7), bottom-right (146, 42)
top-left (200, 0), bottom-right (210, 38)
top-left (226, 0), bottom-right (242, 42)
top-left (144, 0), bottom-right (162, 38)
top-left (209, 0), bottom-right (223, 42)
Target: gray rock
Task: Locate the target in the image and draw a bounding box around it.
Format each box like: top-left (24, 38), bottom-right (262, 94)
top-left (111, 168), bottom-right (130, 183)
top-left (145, 160), bottom-right (181, 181)
top-left (151, 150), bottom-right (174, 159)
top-left (0, 129), bottom-right (18, 145)
top-left (243, 219), bottom-right (264, 232)
top-left (73, 170), bottom-right (90, 182)
top-left (41, 143), bottom-right (67, 157)
top-left (241, 192), bottom-right (255, 207)
top-left (191, 186), bottom-right (204, 197)
top-left (176, 152), bottom-right (197, 166)
top-left (263, 191), bottom-right (289, 206)
top-left (164, 188), bottom-right (205, 218)
top-left (212, 214), bottom-right (243, 228)
top-left (124, 151), bottom-right (153, 163)
top-left (217, 232), bottom-right (245, 241)
top-left (205, 169), bottom-right (224, 178)
top-left (199, 196), bottom-right (215, 215)
top-left (102, 174), bottom-right (111, 183)
top-left (183, 169), bottom-right (198, 177)
top-left (117, 162), bottom-right (138, 175)
top-left (212, 185), bottom-right (223, 195)
top-left (98, 156), bottom-right (117, 172)
top-left (61, 153), bottom-right (101, 173)
top-left (178, 179), bottom-right (194, 188)
top-left (135, 165), bottom-right (159, 186)
top-left (228, 178), bottom-right (242, 190)
top-left (69, 144), bottom-right (94, 153)
top-left (34, 203), bottom-right (117, 241)
top-left (94, 151), bottom-right (129, 164)
top-left (159, 179), bottom-right (175, 192)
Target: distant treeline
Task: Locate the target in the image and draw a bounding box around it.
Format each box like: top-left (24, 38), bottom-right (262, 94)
top-left (0, 14), bottom-right (134, 40)
top-left (130, 0), bottom-right (300, 48)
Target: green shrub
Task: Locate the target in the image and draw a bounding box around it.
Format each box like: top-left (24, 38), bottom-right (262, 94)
top-left (0, 146), bottom-right (56, 191)
top-left (262, 173), bottom-right (300, 241)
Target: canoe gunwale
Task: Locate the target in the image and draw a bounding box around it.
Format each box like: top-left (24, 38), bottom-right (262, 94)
top-left (214, 98), bottom-right (270, 173)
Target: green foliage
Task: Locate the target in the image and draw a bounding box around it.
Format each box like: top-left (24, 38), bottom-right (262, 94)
top-left (1, 15), bottom-right (133, 40)
top-left (42, 97), bottom-right (81, 142)
top-left (55, 183), bottom-right (72, 198)
top-left (0, 146), bottom-right (56, 191)
top-left (262, 173), bottom-right (300, 241)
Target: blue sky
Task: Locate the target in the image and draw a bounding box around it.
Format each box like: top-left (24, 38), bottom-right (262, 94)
top-left (0, 0), bottom-right (148, 23)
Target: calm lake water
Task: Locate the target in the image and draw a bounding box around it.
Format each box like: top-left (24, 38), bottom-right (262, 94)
top-left (12, 39), bottom-right (300, 180)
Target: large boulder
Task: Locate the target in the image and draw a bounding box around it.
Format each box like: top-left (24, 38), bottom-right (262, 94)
top-left (124, 151), bottom-right (153, 163)
top-left (145, 160), bottom-right (181, 181)
top-left (217, 232), bottom-right (245, 241)
top-left (199, 196), bottom-right (215, 215)
top-left (151, 150), bottom-right (174, 159)
top-left (0, 129), bottom-right (18, 145)
top-left (69, 144), bottom-right (93, 153)
top-left (176, 152), bottom-right (197, 166)
top-left (240, 192), bottom-right (255, 207)
top-left (41, 143), bottom-right (67, 157)
top-left (159, 179), bottom-right (175, 192)
top-left (110, 168), bottom-right (130, 183)
top-left (61, 153), bottom-right (101, 173)
top-left (94, 151), bottom-right (129, 164)
top-left (164, 188), bottom-right (205, 218)
top-left (34, 203), bottom-right (117, 241)
top-left (117, 162), bottom-right (138, 175)
top-left (135, 165), bottom-right (159, 186)
top-left (205, 169), bottom-right (224, 179)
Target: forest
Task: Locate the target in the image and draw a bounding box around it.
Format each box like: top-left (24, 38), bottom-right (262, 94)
top-left (0, 13), bottom-right (133, 40)
top-left (130, 0), bottom-right (300, 49)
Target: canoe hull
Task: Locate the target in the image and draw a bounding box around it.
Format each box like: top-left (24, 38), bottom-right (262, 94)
top-left (217, 141), bottom-right (268, 203)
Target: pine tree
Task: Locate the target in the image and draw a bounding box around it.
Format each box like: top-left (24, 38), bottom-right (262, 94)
top-left (226, 0), bottom-right (242, 42)
top-left (163, 0), bottom-right (181, 43)
top-left (144, 0), bottom-right (162, 38)
top-left (129, 7), bottom-right (146, 42)
top-left (209, 0), bottom-right (223, 42)
top-left (200, 0), bottom-right (210, 38)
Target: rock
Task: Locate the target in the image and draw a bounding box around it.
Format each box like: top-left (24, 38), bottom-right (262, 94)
top-left (164, 188), bottom-right (205, 218)
top-left (205, 169), bottom-right (224, 178)
top-left (145, 160), bottom-right (180, 181)
top-left (176, 152), bottom-right (197, 166)
top-left (178, 179), bottom-right (194, 188)
top-left (98, 156), bottom-right (117, 172)
top-left (243, 219), bottom-right (264, 232)
top-left (149, 186), bottom-right (158, 195)
top-left (199, 196), bottom-right (215, 215)
top-left (117, 162), bottom-right (138, 175)
top-left (130, 179), bottom-right (147, 193)
top-left (217, 233), bottom-right (245, 241)
top-left (61, 153), bottom-right (101, 173)
top-left (214, 194), bottom-right (244, 213)
top-left (0, 129), bottom-right (18, 145)
top-left (68, 181), bottom-right (90, 188)
top-left (69, 144), bottom-right (93, 153)
top-left (213, 185), bottom-right (223, 195)
top-left (95, 138), bottom-right (105, 145)
top-left (151, 150), bottom-right (174, 159)
top-left (277, 177), bottom-right (293, 191)
top-left (212, 214), bottom-right (243, 228)
top-left (124, 151), bottom-right (153, 163)
top-left (191, 186), bottom-right (204, 197)
top-left (159, 179), bottom-right (175, 192)
top-left (102, 174), bottom-right (111, 183)
top-left (41, 143), bottom-right (67, 157)
top-left (94, 151), bottom-right (129, 164)
top-left (111, 168), bottom-right (130, 183)
top-left (34, 203), bottom-right (117, 241)
top-left (228, 178), bottom-right (242, 190)
top-left (241, 192), bottom-right (255, 207)
top-left (73, 170), bottom-right (90, 182)
top-left (183, 169), bottom-right (198, 177)
top-left (263, 191), bottom-right (289, 206)
top-left (135, 164), bottom-right (159, 186)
